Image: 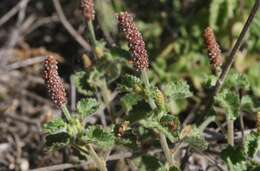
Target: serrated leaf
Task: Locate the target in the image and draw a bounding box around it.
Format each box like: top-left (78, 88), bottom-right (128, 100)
top-left (43, 118), bottom-right (67, 135)
top-left (209, 0), bottom-right (225, 29)
top-left (123, 74), bottom-right (143, 87)
top-left (142, 155), bottom-right (165, 171)
top-left (140, 119), bottom-right (178, 143)
top-left (241, 95), bottom-right (254, 112)
top-left (77, 98), bottom-right (98, 117)
top-left (181, 125), bottom-right (208, 151)
top-left (162, 80), bottom-right (192, 100)
top-left (244, 132), bottom-right (260, 158)
top-left (169, 166), bottom-right (180, 171)
top-left (84, 126), bottom-right (115, 149)
top-left (225, 72), bottom-right (249, 90)
top-left (227, 158), bottom-right (247, 171)
top-left (72, 71), bottom-right (93, 96)
top-left (221, 146), bottom-right (245, 164)
top-left (215, 89), bottom-right (240, 120)
top-left (121, 93), bottom-right (142, 112)
top-left (45, 132), bottom-right (70, 150)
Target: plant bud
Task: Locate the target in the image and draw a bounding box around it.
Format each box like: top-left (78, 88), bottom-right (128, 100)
top-left (154, 88), bottom-right (165, 110)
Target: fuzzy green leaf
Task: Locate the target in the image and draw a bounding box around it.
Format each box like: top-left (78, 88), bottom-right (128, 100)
top-left (181, 126), bottom-right (208, 151)
top-left (121, 93), bottom-right (142, 112)
top-left (72, 71), bottom-right (93, 96)
top-left (244, 132), bottom-right (260, 158)
top-left (215, 89), bottom-right (240, 120)
top-left (77, 98), bottom-right (98, 117)
top-left (225, 72), bottom-right (249, 90)
top-left (221, 146), bottom-right (245, 164)
top-left (162, 80), bottom-right (192, 100)
top-left (84, 126), bottom-right (115, 149)
top-left (241, 95), bottom-right (254, 112)
top-left (43, 118), bottom-right (67, 135)
top-left (140, 118), bottom-right (178, 143)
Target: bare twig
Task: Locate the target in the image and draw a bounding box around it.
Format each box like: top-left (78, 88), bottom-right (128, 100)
top-left (0, 0), bottom-right (27, 27)
top-left (6, 56), bottom-right (46, 70)
top-left (29, 152), bottom-right (132, 171)
top-left (52, 0), bottom-right (92, 52)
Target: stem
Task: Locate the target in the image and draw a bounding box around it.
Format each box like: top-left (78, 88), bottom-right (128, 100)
top-left (99, 79), bottom-right (114, 122)
top-left (87, 21), bottom-right (97, 48)
top-left (240, 113), bottom-right (245, 145)
top-left (141, 70), bottom-right (157, 109)
top-left (61, 104), bottom-right (71, 121)
top-left (199, 115), bottom-right (216, 132)
top-left (227, 120), bottom-right (234, 146)
top-left (201, 1), bottom-right (260, 121)
top-left (140, 70), bottom-right (174, 166)
top-left (72, 144), bottom-right (107, 171)
top-left (88, 144), bottom-right (107, 171)
top-left (159, 133), bottom-right (175, 166)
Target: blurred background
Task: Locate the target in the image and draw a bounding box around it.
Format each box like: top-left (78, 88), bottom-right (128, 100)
top-left (0, 0), bottom-right (259, 170)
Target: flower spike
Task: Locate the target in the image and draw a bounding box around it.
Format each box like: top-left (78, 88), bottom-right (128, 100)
top-left (118, 12), bottom-right (149, 71)
top-left (43, 56), bottom-right (67, 107)
top-left (80, 0), bottom-right (95, 22)
top-left (204, 27), bottom-right (223, 73)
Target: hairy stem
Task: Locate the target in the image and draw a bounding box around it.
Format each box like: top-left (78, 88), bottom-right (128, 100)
top-left (87, 21), bottom-right (97, 47)
top-left (72, 144), bottom-right (107, 171)
top-left (201, 0), bottom-right (260, 121)
top-left (199, 115), bottom-right (216, 132)
top-left (99, 79), bottom-right (114, 122)
top-left (88, 144), bottom-right (107, 171)
top-left (227, 120), bottom-right (234, 146)
top-left (61, 104), bottom-right (71, 121)
top-left (141, 70), bottom-right (174, 166)
top-left (159, 133), bottom-right (175, 166)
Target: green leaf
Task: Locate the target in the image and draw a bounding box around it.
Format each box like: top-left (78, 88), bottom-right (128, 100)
top-left (215, 89), bottom-right (240, 120)
top-left (43, 118), bottom-right (67, 135)
top-left (77, 98), bottom-right (99, 117)
top-left (181, 125), bottom-right (208, 151)
top-left (244, 132), bottom-right (260, 158)
top-left (121, 93), bottom-right (142, 112)
top-left (241, 95), bottom-right (254, 112)
top-left (142, 155), bottom-right (164, 171)
top-left (45, 132), bottom-right (70, 150)
top-left (162, 80), bottom-right (192, 100)
top-left (209, 0), bottom-right (225, 29)
top-left (84, 126), bottom-right (115, 149)
top-left (169, 166), bottom-right (180, 171)
top-left (123, 74), bottom-right (143, 88)
top-left (225, 72), bottom-right (249, 90)
top-left (221, 146), bottom-right (245, 164)
top-left (140, 118), bottom-right (178, 143)
top-left (72, 71), bottom-right (93, 96)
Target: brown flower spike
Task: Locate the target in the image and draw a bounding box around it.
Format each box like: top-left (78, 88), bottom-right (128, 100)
top-left (204, 27), bottom-right (223, 72)
top-left (43, 56), bottom-right (67, 107)
top-left (118, 12), bottom-right (149, 71)
top-left (80, 0), bottom-right (95, 22)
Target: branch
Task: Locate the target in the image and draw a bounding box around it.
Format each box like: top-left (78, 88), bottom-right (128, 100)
top-left (52, 0), bottom-right (92, 53)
